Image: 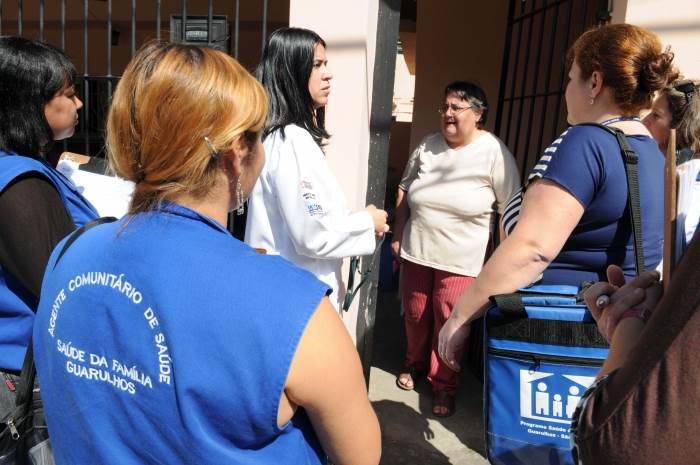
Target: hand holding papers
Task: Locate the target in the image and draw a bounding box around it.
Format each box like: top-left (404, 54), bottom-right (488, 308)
top-left (57, 153), bottom-right (134, 218)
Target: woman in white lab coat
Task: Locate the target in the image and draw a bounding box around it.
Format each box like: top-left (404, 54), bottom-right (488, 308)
top-left (246, 27), bottom-right (388, 310)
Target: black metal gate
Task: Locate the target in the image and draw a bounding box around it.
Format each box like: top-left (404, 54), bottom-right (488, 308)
top-left (494, 0), bottom-right (611, 182)
top-left (0, 0), bottom-right (286, 159)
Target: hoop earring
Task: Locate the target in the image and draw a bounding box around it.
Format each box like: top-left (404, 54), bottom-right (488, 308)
top-left (235, 179), bottom-right (245, 215)
top-left (590, 97), bottom-right (595, 105)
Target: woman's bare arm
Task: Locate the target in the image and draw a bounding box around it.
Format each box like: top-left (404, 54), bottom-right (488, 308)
top-left (284, 297), bottom-right (381, 465)
top-left (438, 179), bottom-right (585, 370)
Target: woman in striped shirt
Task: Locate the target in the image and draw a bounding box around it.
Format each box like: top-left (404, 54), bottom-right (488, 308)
top-left (438, 24), bottom-right (678, 371)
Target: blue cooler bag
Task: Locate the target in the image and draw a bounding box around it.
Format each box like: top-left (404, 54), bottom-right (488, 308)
top-left (484, 284), bottom-right (609, 465)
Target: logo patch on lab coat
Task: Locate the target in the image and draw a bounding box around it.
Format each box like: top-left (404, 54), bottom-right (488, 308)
top-left (300, 178), bottom-right (325, 217)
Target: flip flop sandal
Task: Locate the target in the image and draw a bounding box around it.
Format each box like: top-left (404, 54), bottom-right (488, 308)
top-left (396, 367), bottom-right (422, 391)
top-left (432, 390), bottom-right (456, 418)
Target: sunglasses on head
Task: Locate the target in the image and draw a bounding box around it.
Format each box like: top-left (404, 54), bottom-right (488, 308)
top-left (674, 82), bottom-right (696, 105)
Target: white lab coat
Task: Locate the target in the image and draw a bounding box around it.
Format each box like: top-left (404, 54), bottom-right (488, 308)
top-left (245, 124), bottom-right (376, 309)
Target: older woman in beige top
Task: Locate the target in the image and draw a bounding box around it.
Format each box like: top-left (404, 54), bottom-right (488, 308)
top-left (391, 80), bottom-right (520, 417)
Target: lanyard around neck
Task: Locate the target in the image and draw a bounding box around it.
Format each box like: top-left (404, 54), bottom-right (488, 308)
top-left (342, 237), bottom-right (385, 312)
top-left (600, 116), bottom-right (641, 126)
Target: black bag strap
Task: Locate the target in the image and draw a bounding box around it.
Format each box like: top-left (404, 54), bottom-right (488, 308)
top-left (578, 123), bottom-right (646, 274)
top-left (489, 293), bottom-right (526, 316)
top-left (13, 341), bottom-right (35, 409)
top-left (52, 216), bottom-right (117, 270)
top-left (15, 216), bottom-right (117, 409)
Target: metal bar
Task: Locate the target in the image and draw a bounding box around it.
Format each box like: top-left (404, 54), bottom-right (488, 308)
top-left (261, 0), bottom-right (269, 53)
top-left (502, 89), bottom-right (574, 102)
top-left (207, 0), bottom-right (213, 45)
top-left (494, 0), bottom-right (517, 138)
top-left (358, 0), bottom-right (401, 384)
top-left (39, 0), bottom-right (44, 41)
top-left (521, 0), bottom-right (549, 183)
top-left (60, 0), bottom-right (66, 152)
top-left (57, 0), bottom-right (68, 152)
top-left (181, 0), bottom-right (186, 42)
top-left (156, 0), bottom-right (161, 40)
top-left (17, 0), bottom-right (22, 36)
top-left (107, 0), bottom-right (112, 74)
top-left (61, 0), bottom-right (66, 49)
top-left (510, 0), bottom-right (537, 163)
top-left (535, 1), bottom-right (561, 168)
top-left (512, 0), bottom-right (567, 24)
top-left (234, 0), bottom-right (240, 59)
top-left (551, 0), bottom-right (575, 142)
top-left (84, 0), bottom-right (90, 156)
top-left (107, 0), bottom-right (113, 103)
top-left (598, 0), bottom-right (612, 24)
top-left (67, 75), bottom-right (122, 82)
top-left (569, 0), bottom-right (592, 137)
top-left (581, 0), bottom-right (590, 33)
top-left (131, 0), bottom-right (136, 57)
top-left (228, 0), bottom-right (243, 232)
top-left (504, 1), bottom-right (526, 148)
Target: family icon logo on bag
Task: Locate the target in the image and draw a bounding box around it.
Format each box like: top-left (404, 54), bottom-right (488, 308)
top-left (519, 370), bottom-right (595, 424)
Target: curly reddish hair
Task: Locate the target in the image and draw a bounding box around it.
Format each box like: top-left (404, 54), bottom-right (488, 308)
top-left (569, 23), bottom-right (678, 114)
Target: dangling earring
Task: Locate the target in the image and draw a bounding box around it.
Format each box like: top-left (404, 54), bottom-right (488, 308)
top-left (590, 97), bottom-right (595, 105)
top-left (235, 179), bottom-right (245, 215)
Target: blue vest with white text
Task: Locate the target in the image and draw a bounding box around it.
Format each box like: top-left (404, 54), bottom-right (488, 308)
top-left (33, 203), bottom-right (328, 465)
top-left (0, 151), bottom-right (98, 371)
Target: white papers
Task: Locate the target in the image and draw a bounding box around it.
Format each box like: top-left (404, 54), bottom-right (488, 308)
top-left (56, 159), bottom-right (134, 218)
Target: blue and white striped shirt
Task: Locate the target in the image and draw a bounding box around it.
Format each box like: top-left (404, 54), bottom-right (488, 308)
top-left (502, 129), bottom-right (570, 236)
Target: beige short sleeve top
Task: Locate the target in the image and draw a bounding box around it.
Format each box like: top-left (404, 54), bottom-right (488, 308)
top-left (399, 132), bottom-right (520, 276)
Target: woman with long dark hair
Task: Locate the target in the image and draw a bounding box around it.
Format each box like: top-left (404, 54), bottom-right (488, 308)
top-left (0, 36), bottom-right (97, 460)
top-left (246, 27), bottom-right (388, 311)
top-left (0, 37), bottom-right (98, 375)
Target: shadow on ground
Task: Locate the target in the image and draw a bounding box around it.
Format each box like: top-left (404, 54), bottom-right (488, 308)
top-left (373, 399), bottom-right (452, 465)
top-left (370, 290), bottom-right (487, 464)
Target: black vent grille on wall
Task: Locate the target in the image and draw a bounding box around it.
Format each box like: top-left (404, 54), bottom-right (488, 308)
top-left (170, 15), bottom-right (230, 54)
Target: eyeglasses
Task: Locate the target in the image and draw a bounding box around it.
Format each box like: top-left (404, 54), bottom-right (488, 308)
top-left (438, 103), bottom-right (473, 115)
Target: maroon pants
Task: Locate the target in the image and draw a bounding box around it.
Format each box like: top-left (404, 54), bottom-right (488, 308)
top-left (401, 260), bottom-right (475, 393)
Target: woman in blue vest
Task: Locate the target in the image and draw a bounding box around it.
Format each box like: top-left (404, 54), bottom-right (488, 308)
top-left (0, 37), bottom-right (98, 377)
top-left (32, 41), bottom-right (380, 465)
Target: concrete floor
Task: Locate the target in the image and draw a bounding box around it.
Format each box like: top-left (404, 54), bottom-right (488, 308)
top-left (368, 290), bottom-right (489, 465)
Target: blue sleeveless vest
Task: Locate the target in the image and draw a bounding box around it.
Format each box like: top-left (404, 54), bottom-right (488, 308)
top-left (0, 151), bottom-right (98, 371)
top-left (33, 204), bottom-right (328, 464)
